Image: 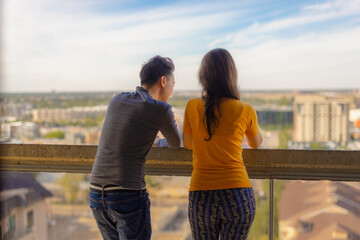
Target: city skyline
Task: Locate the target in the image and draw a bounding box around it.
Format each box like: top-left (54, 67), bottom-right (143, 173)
top-left (2, 0), bottom-right (360, 92)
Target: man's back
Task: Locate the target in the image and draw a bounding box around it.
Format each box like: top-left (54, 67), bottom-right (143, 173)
top-left (89, 55), bottom-right (179, 240)
top-left (90, 86), bottom-right (180, 189)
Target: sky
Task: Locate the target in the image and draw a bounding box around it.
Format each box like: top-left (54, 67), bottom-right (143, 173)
top-left (1, 0), bottom-right (360, 92)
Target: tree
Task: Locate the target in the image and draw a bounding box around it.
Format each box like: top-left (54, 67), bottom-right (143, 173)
top-left (56, 173), bottom-right (84, 203)
top-left (145, 176), bottom-right (161, 189)
top-left (279, 129), bottom-right (291, 149)
top-left (45, 131), bottom-right (65, 139)
top-left (310, 142), bottom-right (326, 150)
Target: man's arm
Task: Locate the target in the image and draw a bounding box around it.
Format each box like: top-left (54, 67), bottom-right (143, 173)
top-left (156, 106), bottom-right (181, 148)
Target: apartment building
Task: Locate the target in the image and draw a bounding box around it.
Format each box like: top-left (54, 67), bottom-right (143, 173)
top-left (293, 95), bottom-right (354, 146)
top-left (32, 105), bottom-right (108, 122)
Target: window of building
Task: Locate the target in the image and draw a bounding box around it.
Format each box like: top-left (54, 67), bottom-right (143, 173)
top-left (300, 221), bottom-right (313, 233)
top-left (27, 210), bottom-right (34, 232)
top-left (340, 104), bottom-right (345, 114)
top-left (297, 104), bottom-right (303, 114)
top-left (8, 215), bottom-right (15, 237)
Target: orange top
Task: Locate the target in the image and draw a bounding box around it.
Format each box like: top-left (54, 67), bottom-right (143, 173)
top-left (183, 98), bottom-right (259, 191)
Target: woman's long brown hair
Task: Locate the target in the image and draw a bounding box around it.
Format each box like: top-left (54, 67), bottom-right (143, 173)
top-left (199, 48), bottom-right (240, 141)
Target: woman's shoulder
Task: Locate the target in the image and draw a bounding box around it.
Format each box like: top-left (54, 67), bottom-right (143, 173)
top-left (188, 97), bottom-right (202, 102)
top-left (226, 99), bottom-right (252, 108)
top-left (186, 98), bottom-right (203, 107)
top-left (239, 100), bottom-right (254, 109)
top-left (225, 100), bottom-right (256, 116)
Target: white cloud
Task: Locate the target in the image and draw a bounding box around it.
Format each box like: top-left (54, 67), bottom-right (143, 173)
top-left (232, 27), bottom-right (360, 90)
top-left (210, 0), bottom-right (360, 48)
top-left (2, 0), bottom-right (360, 92)
top-left (2, 0), bottom-right (239, 91)
top-left (303, 0), bottom-right (360, 12)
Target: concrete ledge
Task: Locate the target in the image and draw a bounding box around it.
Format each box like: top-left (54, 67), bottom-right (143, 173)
top-left (0, 144), bottom-right (359, 181)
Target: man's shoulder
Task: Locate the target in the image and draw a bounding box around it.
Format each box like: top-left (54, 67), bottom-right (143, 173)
top-left (110, 90), bottom-right (172, 115)
top-left (117, 91), bottom-right (137, 98)
top-left (110, 91), bottom-right (135, 101)
top-left (152, 99), bottom-right (172, 112)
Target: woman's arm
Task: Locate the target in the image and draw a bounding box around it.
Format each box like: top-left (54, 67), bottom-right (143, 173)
top-left (246, 130), bottom-right (263, 149)
top-left (183, 133), bottom-right (193, 150)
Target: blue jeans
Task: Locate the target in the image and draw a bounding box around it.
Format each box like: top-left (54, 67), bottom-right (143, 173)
top-left (89, 188), bottom-right (151, 240)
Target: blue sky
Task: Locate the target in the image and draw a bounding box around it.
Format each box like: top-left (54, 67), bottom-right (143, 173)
top-left (2, 0), bottom-right (360, 92)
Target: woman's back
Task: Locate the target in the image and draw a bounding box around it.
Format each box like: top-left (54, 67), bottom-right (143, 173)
top-left (185, 48), bottom-right (260, 240)
top-left (184, 97), bottom-right (259, 191)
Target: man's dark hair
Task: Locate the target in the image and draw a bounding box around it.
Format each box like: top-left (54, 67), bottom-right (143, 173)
top-left (140, 56), bottom-right (175, 86)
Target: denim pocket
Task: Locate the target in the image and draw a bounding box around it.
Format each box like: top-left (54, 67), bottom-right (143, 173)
top-left (109, 208), bottom-right (143, 237)
top-left (90, 206), bottom-right (99, 219)
top-left (90, 206), bottom-right (111, 232)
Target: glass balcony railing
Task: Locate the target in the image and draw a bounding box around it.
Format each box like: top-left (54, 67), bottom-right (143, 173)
top-left (0, 144), bottom-right (359, 240)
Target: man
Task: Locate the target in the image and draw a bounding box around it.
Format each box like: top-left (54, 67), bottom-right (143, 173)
top-left (90, 56), bottom-right (181, 240)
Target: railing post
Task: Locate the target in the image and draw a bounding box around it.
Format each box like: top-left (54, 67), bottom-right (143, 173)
top-left (269, 179), bottom-right (274, 240)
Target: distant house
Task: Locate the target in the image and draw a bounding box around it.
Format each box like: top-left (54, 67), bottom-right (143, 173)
top-left (1, 122), bottom-right (41, 140)
top-left (0, 172), bottom-right (52, 240)
top-left (278, 181), bottom-right (360, 240)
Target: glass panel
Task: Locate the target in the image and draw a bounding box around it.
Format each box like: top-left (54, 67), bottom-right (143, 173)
top-left (5, 174), bottom-right (360, 240)
top-left (0, 171), bottom-right (100, 240)
top-left (150, 177), bottom-right (270, 240)
top-left (248, 179), bottom-right (269, 240)
top-left (147, 176), bottom-right (191, 240)
top-left (276, 180), bottom-right (360, 240)
top-left (1, 172), bottom-right (195, 240)
top-left (0, 172), bottom-right (274, 240)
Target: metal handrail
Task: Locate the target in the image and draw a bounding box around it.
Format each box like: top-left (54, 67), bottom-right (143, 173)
top-left (1, 143), bottom-right (359, 181)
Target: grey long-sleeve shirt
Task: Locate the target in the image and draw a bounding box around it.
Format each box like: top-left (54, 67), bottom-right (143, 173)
top-left (90, 86), bottom-right (181, 189)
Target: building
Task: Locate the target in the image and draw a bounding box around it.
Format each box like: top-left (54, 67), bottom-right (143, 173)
top-left (1, 122), bottom-right (40, 140)
top-left (293, 95), bottom-right (354, 146)
top-left (0, 172), bottom-right (53, 240)
top-left (256, 106), bottom-right (293, 126)
top-left (32, 108), bottom-right (72, 123)
top-left (65, 132), bottom-right (86, 145)
top-left (279, 181), bottom-right (360, 240)
top-left (84, 130), bottom-right (101, 145)
top-left (350, 109), bottom-right (360, 126)
top-left (0, 102), bottom-right (33, 122)
top-left (32, 105), bottom-right (108, 123)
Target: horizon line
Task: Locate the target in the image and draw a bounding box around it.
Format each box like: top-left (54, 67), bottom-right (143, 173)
top-left (1, 88), bottom-right (360, 94)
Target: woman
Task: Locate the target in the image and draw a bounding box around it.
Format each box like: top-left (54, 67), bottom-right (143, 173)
top-left (183, 48), bottom-right (263, 240)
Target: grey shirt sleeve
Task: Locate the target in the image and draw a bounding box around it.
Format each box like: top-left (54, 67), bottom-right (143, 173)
top-left (157, 106), bottom-right (181, 148)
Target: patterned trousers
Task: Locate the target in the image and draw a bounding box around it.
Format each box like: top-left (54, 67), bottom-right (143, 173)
top-left (188, 188), bottom-right (256, 240)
